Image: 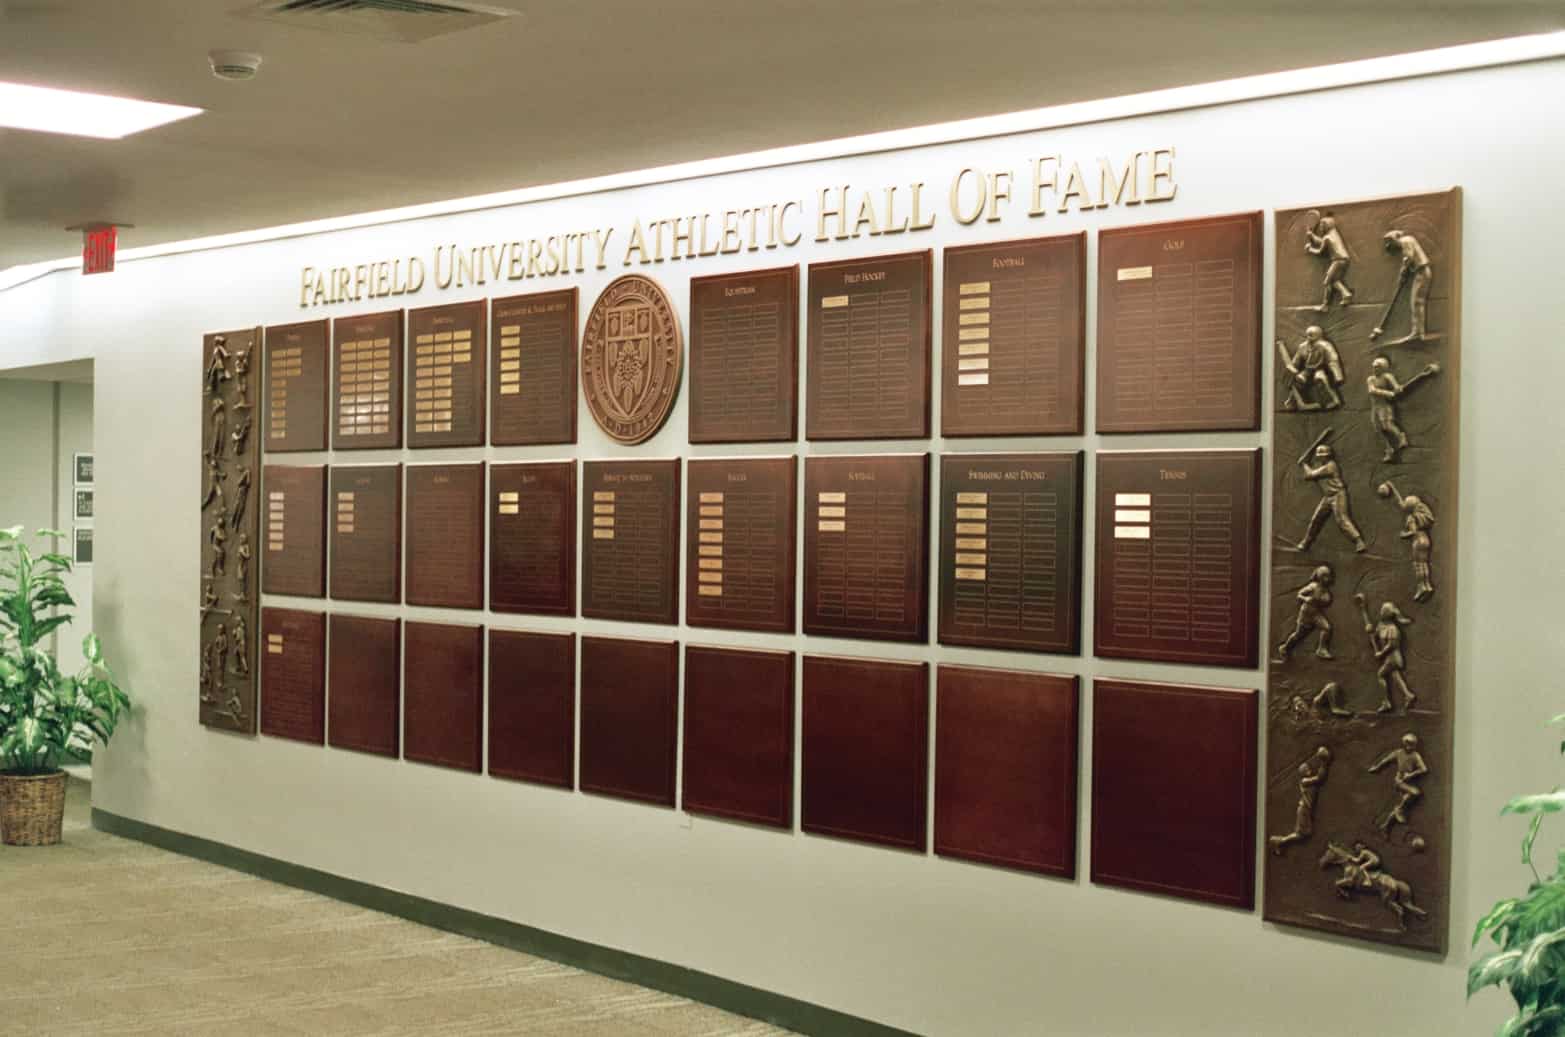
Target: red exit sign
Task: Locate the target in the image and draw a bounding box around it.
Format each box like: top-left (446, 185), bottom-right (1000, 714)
top-left (82, 225), bottom-right (117, 275)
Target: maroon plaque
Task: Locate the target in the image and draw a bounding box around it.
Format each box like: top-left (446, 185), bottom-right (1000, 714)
top-left (935, 665), bottom-right (1078, 877)
top-left (806, 251), bottom-right (932, 440)
top-left (490, 289), bottom-right (577, 446)
top-left (263, 319), bottom-right (329, 453)
top-left (688, 266), bottom-right (799, 443)
top-left (327, 614), bottom-right (400, 758)
top-left (682, 645), bottom-right (794, 829)
top-left (1093, 449), bottom-right (1261, 668)
top-left (801, 654), bottom-right (928, 850)
top-left (329, 464), bottom-right (401, 604)
top-left (685, 456), bottom-right (795, 634)
top-left (937, 452), bottom-right (1082, 654)
top-left (403, 620), bottom-right (483, 773)
top-left (408, 299), bottom-right (486, 448)
top-left (802, 453), bottom-right (929, 643)
top-left (405, 462), bottom-right (485, 610)
top-left (941, 234), bottom-right (1085, 437)
top-left (488, 629), bottom-right (575, 789)
top-left (259, 607), bottom-right (325, 745)
top-left (1091, 678), bottom-right (1258, 908)
top-left (261, 465), bottom-right (326, 599)
top-left (490, 461), bottom-right (575, 616)
top-left (581, 458), bottom-right (680, 625)
top-left (1096, 211), bottom-right (1262, 433)
top-left (331, 309), bottom-right (402, 450)
top-left (579, 636), bottom-right (678, 807)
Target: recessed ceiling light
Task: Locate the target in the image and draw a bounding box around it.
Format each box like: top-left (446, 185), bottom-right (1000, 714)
top-left (0, 81), bottom-right (202, 140)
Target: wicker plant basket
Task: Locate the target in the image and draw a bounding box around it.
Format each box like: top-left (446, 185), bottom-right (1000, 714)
top-left (0, 770), bottom-right (68, 846)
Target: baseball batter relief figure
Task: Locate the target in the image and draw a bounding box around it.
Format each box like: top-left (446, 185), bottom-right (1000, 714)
top-left (1276, 564), bottom-right (1336, 661)
top-left (1269, 746), bottom-right (1332, 855)
top-left (1304, 211), bottom-right (1354, 311)
top-left (1369, 732), bottom-right (1428, 834)
top-left (1370, 229), bottom-right (1433, 346)
top-left (1366, 357), bottom-right (1441, 462)
top-left (1278, 327), bottom-right (1344, 412)
top-left (1293, 437), bottom-right (1367, 553)
top-left (1378, 481), bottom-right (1436, 601)
top-left (1355, 595), bottom-right (1416, 713)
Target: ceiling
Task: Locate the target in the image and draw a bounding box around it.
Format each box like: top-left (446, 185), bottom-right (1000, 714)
top-left (1, 0), bottom-right (1561, 271)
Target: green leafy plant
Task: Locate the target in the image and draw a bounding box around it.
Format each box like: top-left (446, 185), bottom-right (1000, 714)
top-left (0, 526), bottom-right (130, 776)
top-left (1470, 713), bottom-right (1565, 1037)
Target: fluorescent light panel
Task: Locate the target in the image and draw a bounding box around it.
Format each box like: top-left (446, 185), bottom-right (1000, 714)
top-left (0, 81), bottom-right (201, 140)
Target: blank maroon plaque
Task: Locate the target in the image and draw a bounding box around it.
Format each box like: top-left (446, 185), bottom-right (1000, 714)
top-left (403, 620), bottom-right (483, 773)
top-left (803, 453), bottom-right (929, 643)
top-left (491, 289), bottom-right (577, 446)
top-left (327, 614), bottom-right (400, 758)
top-left (685, 456), bottom-right (795, 633)
top-left (331, 309), bottom-right (402, 450)
top-left (491, 461), bottom-right (575, 616)
top-left (581, 458), bottom-right (680, 625)
top-left (941, 234), bottom-right (1085, 437)
top-left (1096, 211), bottom-right (1262, 433)
top-left (1093, 449), bottom-right (1261, 668)
top-left (689, 267), bottom-right (799, 443)
top-left (264, 319), bottom-right (329, 452)
top-left (935, 665), bottom-right (1078, 876)
top-left (408, 299), bottom-right (487, 448)
top-left (802, 654), bottom-right (928, 850)
top-left (329, 464), bottom-right (401, 604)
top-left (261, 465), bottom-right (326, 598)
top-left (579, 636), bottom-right (678, 807)
top-left (1091, 678), bottom-right (1257, 908)
top-left (806, 251), bottom-right (932, 440)
top-left (937, 452), bottom-right (1082, 654)
top-left (488, 629), bottom-right (575, 788)
top-left (682, 646), bottom-right (794, 828)
top-left (259, 607), bottom-right (326, 745)
top-left (405, 462), bottom-right (485, 610)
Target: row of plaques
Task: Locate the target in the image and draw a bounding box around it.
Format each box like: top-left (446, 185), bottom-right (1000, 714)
top-left (262, 616), bottom-right (1258, 905)
top-left (261, 211), bottom-right (1260, 453)
top-left (261, 448), bottom-right (1260, 668)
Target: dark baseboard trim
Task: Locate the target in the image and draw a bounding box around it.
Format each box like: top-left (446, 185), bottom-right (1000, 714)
top-left (92, 808), bottom-right (918, 1037)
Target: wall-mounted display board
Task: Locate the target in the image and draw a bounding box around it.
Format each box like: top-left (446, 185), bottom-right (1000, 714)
top-left (1096, 212), bottom-right (1262, 433)
top-left (263, 319), bottom-right (329, 452)
top-left (490, 461), bottom-right (575, 616)
top-left (684, 456), bottom-right (795, 633)
top-left (329, 464), bottom-right (401, 604)
top-left (1092, 678), bottom-right (1257, 908)
top-left (405, 462), bottom-right (485, 610)
top-left (490, 289), bottom-right (577, 446)
top-left (937, 452), bottom-right (1082, 654)
top-left (805, 251), bottom-right (932, 440)
top-left (579, 636), bottom-right (678, 807)
top-left (403, 620), bottom-right (484, 773)
top-left (1264, 189), bottom-right (1460, 953)
top-left (581, 458), bottom-right (680, 625)
top-left (200, 326), bottom-right (262, 733)
top-left (688, 267), bottom-right (798, 443)
top-left (259, 607), bottom-right (325, 745)
top-left (935, 665), bottom-right (1078, 877)
top-left (682, 645), bottom-right (794, 829)
top-left (326, 614), bottom-right (400, 758)
top-left (580, 274), bottom-right (683, 445)
top-left (488, 629), bottom-right (575, 789)
top-left (801, 654), bottom-right (928, 851)
top-left (941, 234), bottom-right (1085, 437)
top-left (261, 465), bottom-right (326, 599)
top-left (331, 309), bottom-right (402, 450)
top-left (803, 453), bottom-right (929, 643)
top-left (408, 299), bottom-right (486, 447)
top-left (1093, 449), bottom-right (1261, 668)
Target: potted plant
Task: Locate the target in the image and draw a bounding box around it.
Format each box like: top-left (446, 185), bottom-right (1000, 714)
top-left (0, 526), bottom-right (130, 846)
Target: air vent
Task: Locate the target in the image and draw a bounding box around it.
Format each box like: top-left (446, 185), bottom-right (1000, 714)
top-left (239, 0), bottom-right (518, 43)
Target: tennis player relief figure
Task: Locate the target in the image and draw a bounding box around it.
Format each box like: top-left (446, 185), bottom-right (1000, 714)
top-left (581, 274), bottom-right (683, 445)
top-left (1264, 189), bottom-right (1460, 953)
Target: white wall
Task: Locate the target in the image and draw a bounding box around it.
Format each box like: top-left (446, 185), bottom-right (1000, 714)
top-left (2, 57), bottom-right (1562, 1036)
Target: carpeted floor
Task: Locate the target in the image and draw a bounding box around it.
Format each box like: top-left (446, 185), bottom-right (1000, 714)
top-left (0, 779), bottom-right (794, 1036)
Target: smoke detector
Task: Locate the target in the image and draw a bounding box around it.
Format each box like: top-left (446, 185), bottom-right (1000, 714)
top-left (209, 50), bottom-right (263, 80)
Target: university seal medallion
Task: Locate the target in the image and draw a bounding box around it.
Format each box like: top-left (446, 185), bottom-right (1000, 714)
top-left (581, 274), bottom-right (683, 444)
